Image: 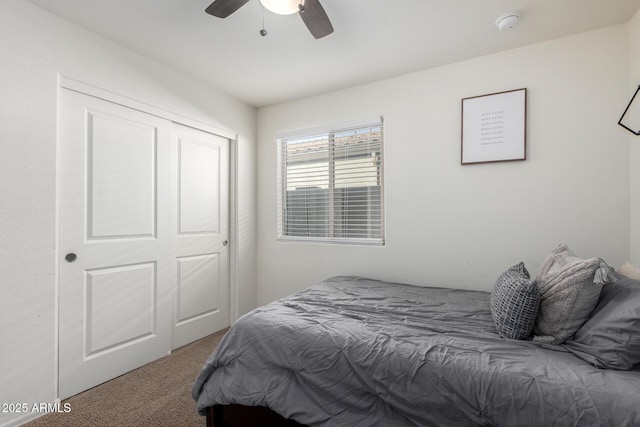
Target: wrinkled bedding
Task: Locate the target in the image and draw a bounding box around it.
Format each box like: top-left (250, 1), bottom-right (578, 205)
top-left (192, 276), bottom-right (640, 426)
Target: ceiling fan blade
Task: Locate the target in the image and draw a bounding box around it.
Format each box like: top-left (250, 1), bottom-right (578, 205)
top-left (299, 0), bottom-right (334, 39)
top-left (205, 0), bottom-right (250, 18)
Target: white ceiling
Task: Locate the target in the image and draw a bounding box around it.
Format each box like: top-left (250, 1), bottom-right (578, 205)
top-left (26, 0), bottom-right (640, 108)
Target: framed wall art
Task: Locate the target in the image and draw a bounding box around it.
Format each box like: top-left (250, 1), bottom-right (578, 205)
top-left (618, 84), bottom-right (640, 135)
top-left (461, 88), bottom-right (527, 165)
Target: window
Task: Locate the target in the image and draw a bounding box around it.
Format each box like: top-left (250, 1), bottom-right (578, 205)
top-left (277, 119), bottom-right (384, 245)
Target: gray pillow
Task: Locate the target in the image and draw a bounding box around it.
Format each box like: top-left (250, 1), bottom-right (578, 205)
top-left (491, 262), bottom-right (540, 340)
top-left (534, 244), bottom-right (606, 344)
top-left (564, 275), bottom-right (640, 370)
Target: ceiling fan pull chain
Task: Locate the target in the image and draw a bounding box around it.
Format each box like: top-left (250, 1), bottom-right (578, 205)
top-left (260, 3), bottom-right (268, 36)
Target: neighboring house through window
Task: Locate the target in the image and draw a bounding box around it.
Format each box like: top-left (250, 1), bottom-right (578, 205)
top-left (277, 118), bottom-right (384, 245)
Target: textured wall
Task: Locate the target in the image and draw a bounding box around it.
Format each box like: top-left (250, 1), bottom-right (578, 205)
top-left (629, 9), bottom-right (640, 266)
top-left (257, 25), bottom-right (631, 305)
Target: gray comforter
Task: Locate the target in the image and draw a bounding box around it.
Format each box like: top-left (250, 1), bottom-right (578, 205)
top-left (192, 276), bottom-right (640, 426)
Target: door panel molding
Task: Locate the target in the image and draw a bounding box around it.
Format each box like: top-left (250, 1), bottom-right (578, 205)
top-left (86, 109), bottom-right (159, 240)
top-left (176, 253), bottom-right (221, 325)
top-left (178, 138), bottom-right (221, 234)
top-left (85, 261), bottom-right (157, 358)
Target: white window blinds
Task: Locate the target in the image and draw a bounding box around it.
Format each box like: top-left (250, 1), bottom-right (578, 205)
top-left (277, 119), bottom-right (384, 245)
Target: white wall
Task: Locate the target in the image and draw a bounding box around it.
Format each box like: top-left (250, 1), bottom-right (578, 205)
top-left (256, 25), bottom-right (631, 305)
top-left (0, 1), bottom-right (256, 426)
top-left (629, 9), bottom-right (640, 266)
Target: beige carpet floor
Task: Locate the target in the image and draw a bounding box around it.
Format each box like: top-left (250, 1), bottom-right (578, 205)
top-left (24, 328), bottom-right (227, 427)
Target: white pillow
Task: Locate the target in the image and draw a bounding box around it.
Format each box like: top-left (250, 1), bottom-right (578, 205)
top-left (534, 244), bottom-right (606, 344)
top-left (618, 261), bottom-right (640, 280)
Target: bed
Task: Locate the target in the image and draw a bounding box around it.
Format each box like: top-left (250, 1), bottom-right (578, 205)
top-left (192, 272), bottom-right (640, 426)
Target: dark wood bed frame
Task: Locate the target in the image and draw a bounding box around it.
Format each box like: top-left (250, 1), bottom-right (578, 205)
top-left (206, 405), bottom-right (306, 427)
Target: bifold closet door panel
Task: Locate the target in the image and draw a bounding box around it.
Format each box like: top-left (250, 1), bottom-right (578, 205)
top-left (58, 88), bottom-right (173, 400)
top-left (171, 124), bottom-right (230, 350)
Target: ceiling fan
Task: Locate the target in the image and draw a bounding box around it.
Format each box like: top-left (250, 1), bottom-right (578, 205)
top-left (205, 0), bottom-right (334, 39)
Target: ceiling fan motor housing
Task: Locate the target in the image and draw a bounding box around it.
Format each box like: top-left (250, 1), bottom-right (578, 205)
top-left (206, 0), bottom-right (333, 39)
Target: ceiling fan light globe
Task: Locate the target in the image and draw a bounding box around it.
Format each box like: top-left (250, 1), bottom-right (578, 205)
top-left (259, 0), bottom-right (300, 15)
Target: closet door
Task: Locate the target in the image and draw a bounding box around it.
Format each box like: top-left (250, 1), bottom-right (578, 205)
top-left (58, 89), bottom-right (173, 399)
top-left (172, 124), bottom-right (230, 349)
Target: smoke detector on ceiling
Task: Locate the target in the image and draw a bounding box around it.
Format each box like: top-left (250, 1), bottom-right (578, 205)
top-left (496, 13), bottom-right (520, 31)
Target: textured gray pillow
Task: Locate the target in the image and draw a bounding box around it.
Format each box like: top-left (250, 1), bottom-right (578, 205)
top-left (534, 244), bottom-right (612, 344)
top-left (564, 275), bottom-right (640, 370)
top-left (491, 262), bottom-right (540, 340)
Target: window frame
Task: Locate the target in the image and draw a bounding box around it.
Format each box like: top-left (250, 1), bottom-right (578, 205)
top-left (276, 118), bottom-right (385, 246)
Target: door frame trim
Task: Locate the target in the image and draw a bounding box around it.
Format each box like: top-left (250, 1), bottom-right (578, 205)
top-left (59, 75), bottom-right (237, 140)
top-left (55, 74), bottom-right (239, 397)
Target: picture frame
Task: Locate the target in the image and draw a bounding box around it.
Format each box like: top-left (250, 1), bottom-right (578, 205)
top-left (461, 88), bottom-right (527, 165)
top-left (618, 85), bottom-right (640, 135)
